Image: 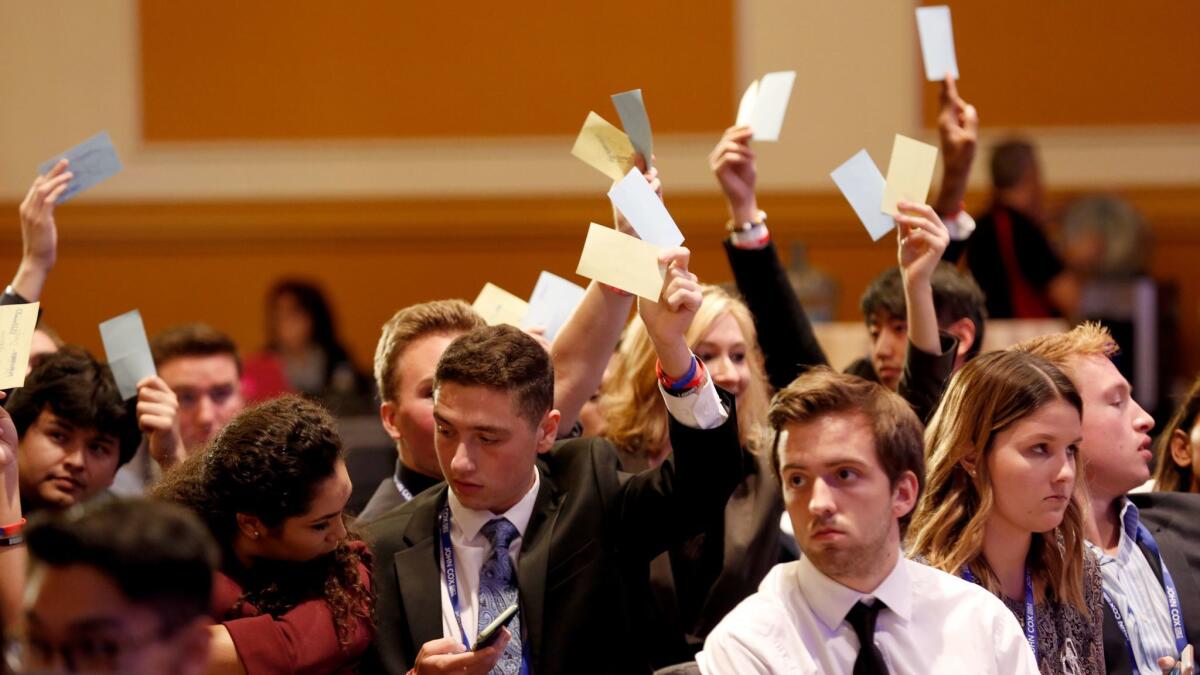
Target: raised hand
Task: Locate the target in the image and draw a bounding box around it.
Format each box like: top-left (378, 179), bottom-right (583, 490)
top-left (708, 126), bottom-right (758, 224)
top-left (897, 202), bottom-right (950, 287)
top-left (14, 159), bottom-right (72, 301)
top-left (136, 376), bottom-right (187, 468)
top-left (638, 247), bottom-right (702, 379)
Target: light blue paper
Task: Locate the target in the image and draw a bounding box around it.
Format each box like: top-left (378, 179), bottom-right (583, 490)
top-left (831, 149), bottom-right (895, 241)
top-left (521, 272), bottom-right (587, 343)
top-left (37, 131), bottom-right (123, 203)
top-left (611, 89), bottom-right (653, 167)
top-left (916, 6), bottom-right (959, 82)
top-left (607, 167), bottom-right (684, 249)
top-left (99, 309), bottom-right (156, 400)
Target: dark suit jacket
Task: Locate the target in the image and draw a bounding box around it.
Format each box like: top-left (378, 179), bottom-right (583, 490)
top-left (1099, 493), bottom-right (1200, 674)
top-left (725, 240), bottom-right (957, 422)
top-left (361, 391), bottom-right (742, 674)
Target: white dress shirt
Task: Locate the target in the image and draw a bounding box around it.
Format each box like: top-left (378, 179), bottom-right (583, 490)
top-left (438, 376), bottom-right (727, 644)
top-left (697, 555), bottom-right (1039, 675)
top-left (1086, 498), bottom-right (1178, 675)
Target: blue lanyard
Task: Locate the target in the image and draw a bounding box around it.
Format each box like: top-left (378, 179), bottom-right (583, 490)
top-left (437, 503), bottom-right (531, 673)
top-left (438, 503), bottom-right (472, 650)
top-left (1102, 522), bottom-right (1190, 662)
top-left (964, 565), bottom-right (1038, 660)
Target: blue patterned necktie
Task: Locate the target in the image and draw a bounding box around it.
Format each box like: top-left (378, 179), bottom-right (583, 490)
top-left (478, 517), bottom-right (522, 674)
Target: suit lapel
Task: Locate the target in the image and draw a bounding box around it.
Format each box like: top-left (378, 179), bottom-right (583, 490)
top-left (394, 489), bottom-right (448, 651)
top-left (518, 465), bottom-right (563, 673)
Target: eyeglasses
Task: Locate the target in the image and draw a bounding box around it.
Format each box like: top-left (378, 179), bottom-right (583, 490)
top-left (5, 625), bottom-right (166, 673)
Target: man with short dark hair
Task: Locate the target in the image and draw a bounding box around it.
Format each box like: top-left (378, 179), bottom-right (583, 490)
top-left (8, 349), bottom-right (140, 516)
top-left (113, 323), bottom-right (245, 496)
top-left (364, 251), bottom-right (743, 674)
top-left (10, 498), bottom-right (217, 674)
top-left (698, 369), bottom-right (1038, 674)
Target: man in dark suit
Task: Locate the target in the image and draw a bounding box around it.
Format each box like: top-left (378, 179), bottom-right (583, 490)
top-left (363, 250), bottom-right (743, 674)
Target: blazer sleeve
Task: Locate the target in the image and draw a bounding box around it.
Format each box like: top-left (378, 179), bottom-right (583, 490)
top-left (724, 240), bottom-right (828, 391)
top-left (897, 333), bottom-right (958, 424)
top-left (611, 388), bottom-right (744, 561)
top-left (222, 559), bottom-right (374, 675)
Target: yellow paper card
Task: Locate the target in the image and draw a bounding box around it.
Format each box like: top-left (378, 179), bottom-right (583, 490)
top-left (575, 223), bottom-right (665, 301)
top-left (881, 134), bottom-right (938, 215)
top-left (472, 283), bottom-right (529, 327)
top-left (0, 302), bottom-right (40, 389)
top-left (570, 112), bottom-right (636, 181)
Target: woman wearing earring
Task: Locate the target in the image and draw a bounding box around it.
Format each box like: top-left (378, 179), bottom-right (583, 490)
top-left (154, 395), bottom-right (373, 674)
top-left (907, 350), bottom-right (1104, 674)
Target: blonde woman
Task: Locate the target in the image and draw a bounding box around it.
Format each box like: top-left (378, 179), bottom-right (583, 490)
top-left (908, 350), bottom-right (1104, 674)
top-left (602, 284), bottom-right (776, 667)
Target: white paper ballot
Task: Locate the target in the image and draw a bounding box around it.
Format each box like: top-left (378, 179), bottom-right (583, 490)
top-left (736, 80), bottom-right (759, 127)
top-left (607, 167), bottom-right (684, 249)
top-left (99, 310), bottom-right (156, 400)
top-left (741, 71), bottom-right (796, 142)
top-left (611, 89), bottom-right (654, 166)
top-left (831, 150), bottom-right (896, 241)
top-left (916, 6), bottom-right (959, 81)
top-left (521, 272), bottom-right (587, 342)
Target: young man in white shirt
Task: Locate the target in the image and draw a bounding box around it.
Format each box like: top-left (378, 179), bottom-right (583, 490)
top-left (698, 369), bottom-right (1039, 675)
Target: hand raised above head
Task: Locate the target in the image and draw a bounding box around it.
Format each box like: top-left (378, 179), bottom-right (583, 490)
top-left (638, 247), bottom-right (702, 379)
top-left (708, 125), bottom-right (758, 224)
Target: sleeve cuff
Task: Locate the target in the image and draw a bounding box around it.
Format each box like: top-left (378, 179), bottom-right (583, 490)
top-left (658, 377), bottom-right (729, 429)
top-left (943, 211), bottom-right (976, 242)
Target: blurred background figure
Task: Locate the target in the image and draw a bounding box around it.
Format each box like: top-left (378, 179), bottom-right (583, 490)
top-left (245, 279), bottom-right (373, 414)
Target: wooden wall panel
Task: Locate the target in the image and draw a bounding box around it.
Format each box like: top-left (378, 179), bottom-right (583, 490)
top-left (921, 2), bottom-right (1200, 127)
top-left (139, 0), bottom-right (735, 141)
top-left (2, 187), bottom-right (1197, 379)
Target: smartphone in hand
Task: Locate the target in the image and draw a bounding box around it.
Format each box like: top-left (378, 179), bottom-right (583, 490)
top-left (473, 603), bottom-right (520, 651)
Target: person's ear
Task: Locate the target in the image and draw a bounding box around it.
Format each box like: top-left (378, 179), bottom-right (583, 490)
top-left (379, 401), bottom-right (402, 442)
top-left (945, 317), bottom-right (977, 360)
top-left (235, 513), bottom-right (266, 543)
top-left (535, 409), bottom-right (561, 455)
top-left (891, 470), bottom-right (920, 520)
top-left (959, 456), bottom-right (978, 479)
top-left (1169, 429), bottom-right (1193, 468)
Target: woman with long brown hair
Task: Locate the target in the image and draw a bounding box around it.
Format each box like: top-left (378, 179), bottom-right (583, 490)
top-left (602, 284), bottom-right (776, 667)
top-left (907, 350), bottom-right (1104, 674)
top-left (154, 395), bottom-right (373, 674)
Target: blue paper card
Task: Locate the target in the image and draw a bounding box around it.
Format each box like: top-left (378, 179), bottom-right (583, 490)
top-left (37, 131), bottom-right (123, 203)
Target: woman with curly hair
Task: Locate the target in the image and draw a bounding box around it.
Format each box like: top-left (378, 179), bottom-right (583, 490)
top-left (602, 284), bottom-right (776, 667)
top-left (907, 350), bottom-right (1104, 675)
top-left (153, 395), bottom-right (372, 674)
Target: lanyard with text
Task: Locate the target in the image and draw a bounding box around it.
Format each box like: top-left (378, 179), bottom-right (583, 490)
top-left (437, 503), bottom-right (531, 674)
top-left (394, 475), bottom-right (414, 502)
top-left (963, 565), bottom-right (1038, 660)
top-left (1104, 521), bottom-right (1190, 659)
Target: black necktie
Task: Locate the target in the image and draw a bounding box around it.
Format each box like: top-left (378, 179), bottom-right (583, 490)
top-left (845, 600), bottom-right (889, 675)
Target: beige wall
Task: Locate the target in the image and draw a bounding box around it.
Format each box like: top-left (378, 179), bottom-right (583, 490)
top-left (2, 0), bottom-right (1198, 204)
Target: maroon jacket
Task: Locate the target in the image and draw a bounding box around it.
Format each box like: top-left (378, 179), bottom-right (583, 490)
top-left (213, 541), bottom-right (374, 674)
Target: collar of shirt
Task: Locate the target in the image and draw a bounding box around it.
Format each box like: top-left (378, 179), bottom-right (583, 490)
top-left (795, 550), bottom-right (913, 632)
top-left (1087, 496), bottom-right (1141, 565)
top-left (447, 468), bottom-right (540, 543)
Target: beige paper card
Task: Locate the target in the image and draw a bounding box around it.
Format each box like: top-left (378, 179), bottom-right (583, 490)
top-left (575, 223), bottom-right (665, 301)
top-left (472, 283), bottom-right (529, 327)
top-left (570, 112), bottom-right (636, 181)
top-left (0, 302), bottom-right (41, 389)
top-left (881, 134), bottom-right (938, 215)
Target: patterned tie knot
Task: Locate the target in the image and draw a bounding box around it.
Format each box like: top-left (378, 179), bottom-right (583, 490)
top-left (481, 517), bottom-right (519, 552)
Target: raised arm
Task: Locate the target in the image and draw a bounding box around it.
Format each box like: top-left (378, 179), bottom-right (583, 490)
top-left (551, 161), bottom-right (658, 432)
top-left (709, 126), bottom-right (828, 390)
top-left (0, 393), bottom-right (26, 628)
top-left (933, 75), bottom-right (980, 262)
top-left (11, 160), bottom-right (70, 303)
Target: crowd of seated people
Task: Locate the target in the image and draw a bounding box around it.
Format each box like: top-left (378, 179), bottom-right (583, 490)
top-left (2, 71), bottom-right (1198, 675)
